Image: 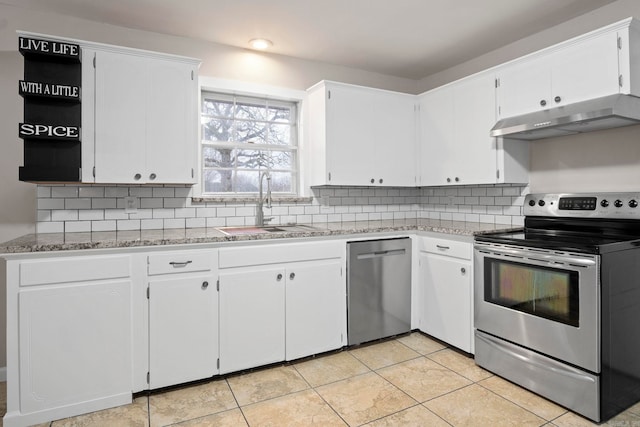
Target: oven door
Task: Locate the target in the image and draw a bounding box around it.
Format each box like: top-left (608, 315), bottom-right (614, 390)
top-left (474, 243), bottom-right (600, 373)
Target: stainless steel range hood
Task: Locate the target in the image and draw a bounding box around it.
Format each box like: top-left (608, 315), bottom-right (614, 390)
top-left (490, 94), bottom-right (640, 140)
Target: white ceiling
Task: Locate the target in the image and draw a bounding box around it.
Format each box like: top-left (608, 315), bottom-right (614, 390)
top-left (2, 0), bottom-right (616, 79)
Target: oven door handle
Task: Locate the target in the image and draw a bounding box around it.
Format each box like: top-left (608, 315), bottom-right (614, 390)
top-left (474, 245), bottom-right (596, 267)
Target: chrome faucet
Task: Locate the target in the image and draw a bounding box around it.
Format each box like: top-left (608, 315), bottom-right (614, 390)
top-left (256, 171), bottom-right (273, 226)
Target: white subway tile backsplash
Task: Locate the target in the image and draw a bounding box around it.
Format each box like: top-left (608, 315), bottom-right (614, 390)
top-left (51, 187), bottom-right (78, 198)
top-left (91, 220), bottom-right (116, 232)
top-left (51, 210), bottom-right (79, 221)
top-left (78, 210), bottom-right (105, 221)
top-left (37, 221), bottom-right (64, 233)
top-left (78, 187), bottom-right (105, 198)
top-left (37, 186), bottom-right (51, 198)
top-left (105, 187), bottom-right (129, 198)
top-left (65, 221), bottom-right (91, 233)
top-left (117, 220), bottom-right (141, 231)
top-left (92, 198), bottom-right (117, 209)
top-left (38, 198), bottom-right (65, 210)
top-left (141, 198), bottom-right (163, 209)
top-left (66, 198), bottom-right (91, 210)
top-left (35, 184), bottom-right (528, 233)
top-left (141, 219), bottom-right (164, 230)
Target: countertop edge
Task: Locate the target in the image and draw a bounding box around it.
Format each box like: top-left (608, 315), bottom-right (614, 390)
top-left (0, 221), bottom-right (522, 255)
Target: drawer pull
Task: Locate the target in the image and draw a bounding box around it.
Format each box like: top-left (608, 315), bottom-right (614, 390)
top-left (289, 272), bottom-right (296, 280)
top-left (436, 245), bottom-right (450, 250)
top-left (169, 261), bottom-right (193, 268)
top-left (202, 281), bottom-right (209, 289)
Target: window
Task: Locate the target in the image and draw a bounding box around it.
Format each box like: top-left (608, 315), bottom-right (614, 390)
top-left (201, 91), bottom-right (298, 195)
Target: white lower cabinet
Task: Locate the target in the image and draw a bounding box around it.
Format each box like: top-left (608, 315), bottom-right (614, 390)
top-left (5, 255), bottom-right (134, 427)
top-left (219, 266), bottom-right (286, 374)
top-left (147, 250), bottom-right (218, 389)
top-left (418, 235), bottom-right (473, 353)
top-left (218, 241), bottom-right (346, 373)
top-left (148, 275), bottom-right (217, 388)
top-left (285, 259), bottom-right (344, 360)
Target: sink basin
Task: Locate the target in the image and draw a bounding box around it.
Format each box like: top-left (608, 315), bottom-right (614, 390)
top-left (216, 225), bottom-right (319, 236)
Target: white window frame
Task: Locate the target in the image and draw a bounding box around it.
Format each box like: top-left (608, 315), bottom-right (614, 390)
top-left (196, 77), bottom-right (307, 198)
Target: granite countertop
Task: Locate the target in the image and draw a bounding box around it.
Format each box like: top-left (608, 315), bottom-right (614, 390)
top-left (0, 219), bottom-right (520, 254)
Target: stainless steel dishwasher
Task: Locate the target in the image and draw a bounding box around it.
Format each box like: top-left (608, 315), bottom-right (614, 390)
top-left (347, 237), bottom-right (411, 345)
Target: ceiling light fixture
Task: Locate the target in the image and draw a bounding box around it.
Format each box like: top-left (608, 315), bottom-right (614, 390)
top-left (249, 38), bottom-right (273, 50)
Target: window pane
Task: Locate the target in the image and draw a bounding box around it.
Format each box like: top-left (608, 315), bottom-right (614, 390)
top-left (202, 99), bottom-right (234, 118)
top-left (268, 105), bottom-right (293, 123)
top-left (267, 123), bottom-right (291, 145)
top-left (204, 169), bottom-right (233, 193)
top-left (270, 172), bottom-right (292, 192)
top-left (236, 120), bottom-right (267, 144)
top-left (200, 91), bottom-right (297, 195)
top-left (270, 150), bottom-right (293, 169)
top-left (202, 117), bottom-right (234, 142)
top-left (235, 98), bottom-right (266, 121)
top-left (203, 146), bottom-right (235, 168)
top-left (235, 170), bottom-right (260, 193)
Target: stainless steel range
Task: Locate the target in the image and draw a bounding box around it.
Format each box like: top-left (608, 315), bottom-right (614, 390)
top-left (474, 192), bottom-right (640, 422)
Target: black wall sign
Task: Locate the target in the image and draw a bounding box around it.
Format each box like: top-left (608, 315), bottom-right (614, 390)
top-left (19, 80), bottom-right (80, 100)
top-left (18, 35), bottom-right (82, 182)
top-left (19, 37), bottom-right (80, 61)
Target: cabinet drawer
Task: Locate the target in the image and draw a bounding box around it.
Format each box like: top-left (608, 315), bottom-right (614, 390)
top-left (419, 236), bottom-right (471, 260)
top-left (219, 240), bottom-right (342, 268)
top-left (19, 255), bottom-right (131, 287)
top-left (148, 251), bottom-right (213, 275)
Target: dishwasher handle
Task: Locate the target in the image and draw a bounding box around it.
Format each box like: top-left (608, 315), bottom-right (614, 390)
top-left (356, 249), bottom-right (406, 260)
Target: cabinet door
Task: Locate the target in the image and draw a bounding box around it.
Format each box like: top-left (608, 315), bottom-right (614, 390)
top-left (452, 73), bottom-right (497, 185)
top-left (419, 86), bottom-right (454, 186)
top-left (146, 59), bottom-right (198, 184)
top-left (285, 260), bottom-right (344, 360)
top-left (149, 275), bottom-right (217, 389)
top-left (94, 50), bottom-right (147, 183)
top-left (551, 31), bottom-right (620, 107)
top-left (373, 92), bottom-right (416, 186)
top-left (419, 252), bottom-right (472, 353)
top-left (219, 267), bottom-right (285, 374)
top-left (325, 84), bottom-right (376, 185)
top-left (19, 280), bottom-right (132, 413)
top-left (497, 57), bottom-right (551, 119)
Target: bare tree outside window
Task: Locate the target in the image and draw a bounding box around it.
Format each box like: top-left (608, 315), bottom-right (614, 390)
top-left (201, 92), bottom-right (298, 195)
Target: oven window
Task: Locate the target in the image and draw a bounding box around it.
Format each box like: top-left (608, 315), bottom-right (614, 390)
top-left (484, 258), bottom-right (580, 327)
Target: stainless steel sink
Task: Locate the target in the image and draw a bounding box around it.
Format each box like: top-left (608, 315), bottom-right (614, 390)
top-left (216, 224), bottom-right (319, 236)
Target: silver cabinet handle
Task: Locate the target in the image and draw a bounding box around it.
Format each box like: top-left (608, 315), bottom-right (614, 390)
top-left (149, 173), bottom-right (157, 180)
top-left (554, 95), bottom-right (562, 103)
top-left (436, 245), bottom-right (450, 250)
top-left (540, 99), bottom-right (547, 106)
top-left (289, 272), bottom-right (295, 280)
top-left (379, 178), bottom-right (383, 184)
top-left (202, 281), bottom-right (209, 289)
top-left (370, 178), bottom-right (375, 184)
top-left (277, 273), bottom-right (283, 281)
top-left (169, 261), bottom-right (192, 268)
top-left (446, 177), bottom-right (451, 183)
top-left (461, 267), bottom-right (466, 274)
top-left (134, 173), bottom-right (142, 180)
top-left (455, 177), bottom-right (460, 182)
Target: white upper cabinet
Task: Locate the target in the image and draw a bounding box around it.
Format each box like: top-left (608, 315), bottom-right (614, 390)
top-left (419, 72), bottom-right (528, 186)
top-left (306, 81), bottom-right (417, 187)
top-left (82, 46), bottom-right (200, 184)
top-left (497, 18), bottom-right (640, 119)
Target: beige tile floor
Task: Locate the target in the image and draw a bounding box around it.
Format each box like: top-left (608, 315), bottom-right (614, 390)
top-left (4, 332), bottom-right (640, 426)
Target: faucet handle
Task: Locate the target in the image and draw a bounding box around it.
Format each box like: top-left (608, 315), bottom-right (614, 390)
top-left (263, 217), bottom-right (275, 224)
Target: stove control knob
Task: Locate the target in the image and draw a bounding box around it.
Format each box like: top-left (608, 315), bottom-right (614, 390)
top-left (600, 199), bottom-right (609, 208)
top-left (528, 199), bottom-right (536, 207)
top-left (630, 200), bottom-right (638, 208)
top-left (614, 199), bottom-right (624, 208)
top-left (538, 200), bottom-right (546, 207)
